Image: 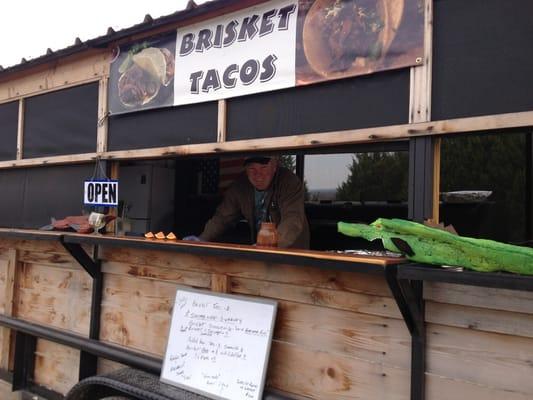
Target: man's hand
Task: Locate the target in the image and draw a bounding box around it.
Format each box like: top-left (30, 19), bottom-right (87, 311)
top-left (182, 235), bottom-right (201, 241)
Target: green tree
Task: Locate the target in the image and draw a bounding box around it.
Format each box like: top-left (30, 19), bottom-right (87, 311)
top-left (279, 154), bottom-right (310, 200)
top-left (440, 132), bottom-right (526, 242)
top-left (279, 155), bottom-right (296, 172)
top-left (336, 152), bottom-right (409, 202)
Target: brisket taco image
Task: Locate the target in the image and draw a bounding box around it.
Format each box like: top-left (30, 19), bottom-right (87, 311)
top-left (117, 47), bottom-right (175, 108)
top-left (302, 0), bottom-right (404, 78)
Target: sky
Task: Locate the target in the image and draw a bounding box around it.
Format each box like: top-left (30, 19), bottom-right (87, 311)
top-left (0, 0), bottom-right (209, 68)
top-left (305, 154), bottom-right (353, 191)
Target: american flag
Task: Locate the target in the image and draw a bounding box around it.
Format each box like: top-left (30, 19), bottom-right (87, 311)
top-left (199, 157), bottom-right (245, 194)
top-left (218, 157), bottom-right (245, 192)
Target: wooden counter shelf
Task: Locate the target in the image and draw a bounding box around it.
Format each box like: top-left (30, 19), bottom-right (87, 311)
top-left (62, 232), bottom-right (405, 274)
top-left (0, 228), bottom-right (63, 241)
top-left (0, 228), bottom-right (531, 400)
top-left (0, 228), bottom-right (404, 273)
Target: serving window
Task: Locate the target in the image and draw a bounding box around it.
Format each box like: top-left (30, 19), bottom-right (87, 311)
top-left (301, 146), bottom-right (409, 250)
top-left (439, 130), bottom-right (533, 246)
top-left (114, 142), bottom-right (410, 251)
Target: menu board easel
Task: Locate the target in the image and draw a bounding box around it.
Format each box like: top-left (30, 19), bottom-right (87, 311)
top-left (161, 287), bottom-right (277, 400)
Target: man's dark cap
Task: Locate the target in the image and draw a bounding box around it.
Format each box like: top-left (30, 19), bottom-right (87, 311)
top-left (243, 156), bottom-right (271, 166)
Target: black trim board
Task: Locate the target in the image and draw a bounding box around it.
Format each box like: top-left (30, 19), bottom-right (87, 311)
top-left (398, 263), bottom-right (533, 292)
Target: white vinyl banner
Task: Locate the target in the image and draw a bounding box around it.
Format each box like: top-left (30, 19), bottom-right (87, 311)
top-left (174, 0), bottom-right (298, 106)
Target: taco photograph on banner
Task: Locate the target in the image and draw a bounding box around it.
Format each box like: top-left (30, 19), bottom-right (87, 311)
top-left (109, 34), bottom-right (176, 115)
top-left (296, 0), bottom-right (424, 84)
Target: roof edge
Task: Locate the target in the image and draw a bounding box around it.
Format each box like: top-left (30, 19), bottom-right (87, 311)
top-left (0, 0), bottom-right (246, 80)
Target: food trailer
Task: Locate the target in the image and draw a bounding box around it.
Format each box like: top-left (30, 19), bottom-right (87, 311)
top-left (0, 0), bottom-right (531, 399)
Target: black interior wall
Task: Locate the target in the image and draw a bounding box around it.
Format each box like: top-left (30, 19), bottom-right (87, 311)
top-left (108, 102), bottom-right (218, 151)
top-left (23, 83), bottom-right (98, 158)
top-left (0, 169), bottom-right (25, 228)
top-left (0, 164), bottom-right (93, 229)
top-left (432, 0), bottom-right (533, 120)
top-left (0, 101), bottom-right (18, 161)
top-left (226, 69), bottom-right (410, 141)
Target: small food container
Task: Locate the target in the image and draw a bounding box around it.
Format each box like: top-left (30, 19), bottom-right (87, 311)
top-left (256, 222), bottom-right (278, 247)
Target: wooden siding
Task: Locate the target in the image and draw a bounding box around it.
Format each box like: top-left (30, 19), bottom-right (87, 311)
top-left (0, 51), bottom-right (109, 103)
top-left (0, 238), bottom-right (530, 399)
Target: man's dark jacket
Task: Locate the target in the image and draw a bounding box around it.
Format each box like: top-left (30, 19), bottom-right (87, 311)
top-left (199, 167), bottom-right (309, 248)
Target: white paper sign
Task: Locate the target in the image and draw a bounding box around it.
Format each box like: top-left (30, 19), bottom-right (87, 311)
top-left (83, 180), bottom-right (118, 207)
top-left (174, 0), bottom-right (298, 106)
top-left (161, 287), bottom-right (277, 400)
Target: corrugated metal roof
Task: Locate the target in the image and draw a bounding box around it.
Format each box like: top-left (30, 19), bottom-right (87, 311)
top-left (0, 0), bottom-right (242, 79)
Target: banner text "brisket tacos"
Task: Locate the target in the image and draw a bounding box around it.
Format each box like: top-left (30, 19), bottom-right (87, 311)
top-left (174, 0), bottom-right (298, 105)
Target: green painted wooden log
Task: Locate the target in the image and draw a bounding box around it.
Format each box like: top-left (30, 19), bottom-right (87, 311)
top-left (338, 218), bottom-right (533, 275)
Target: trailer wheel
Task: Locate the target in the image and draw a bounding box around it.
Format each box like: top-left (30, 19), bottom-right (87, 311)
top-left (101, 397), bottom-right (134, 400)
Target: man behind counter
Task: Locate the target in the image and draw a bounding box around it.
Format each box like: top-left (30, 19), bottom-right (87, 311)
top-left (184, 156), bottom-right (309, 249)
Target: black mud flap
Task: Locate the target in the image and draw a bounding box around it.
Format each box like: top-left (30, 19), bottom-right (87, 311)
top-left (65, 368), bottom-right (295, 400)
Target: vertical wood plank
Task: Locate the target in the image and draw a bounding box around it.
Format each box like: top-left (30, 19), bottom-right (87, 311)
top-left (409, 0), bottom-right (433, 124)
top-left (34, 340), bottom-right (80, 395)
top-left (97, 76), bottom-right (109, 153)
top-left (1, 249), bottom-right (18, 370)
top-left (211, 273), bottom-right (230, 293)
top-left (108, 161), bottom-right (120, 233)
top-left (0, 379), bottom-right (20, 399)
top-left (16, 99), bottom-right (24, 160)
top-left (217, 99), bottom-right (227, 143)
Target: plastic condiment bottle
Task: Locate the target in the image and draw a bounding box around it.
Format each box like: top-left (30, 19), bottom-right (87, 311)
top-left (256, 222), bottom-right (279, 247)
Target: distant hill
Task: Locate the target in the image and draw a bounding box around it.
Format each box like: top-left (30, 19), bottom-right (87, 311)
top-left (308, 188), bottom-right (337, 201)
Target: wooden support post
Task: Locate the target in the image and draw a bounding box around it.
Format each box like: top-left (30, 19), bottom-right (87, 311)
top-left (217, 99), bottom-right (227, 143)
top-left (16, 99), bottom-right (24, 160)
top-left (108, 161), bottom-right (120, 234)
top-left (211, 274), bottom-right (230, 293)
top-left (408, 0), bottom-right (439, 225)
top-left (79, 260), bottom-right (102, 380)
top-left (409, 0), bottom-right (433, 124)
top-left (97, 76), bottom-right (109, 154)
top-left (1, 249), bottom-right (18, 371)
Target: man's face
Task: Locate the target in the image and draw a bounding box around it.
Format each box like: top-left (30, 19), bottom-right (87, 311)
top-left (245, 159), bottom-right (277, 191)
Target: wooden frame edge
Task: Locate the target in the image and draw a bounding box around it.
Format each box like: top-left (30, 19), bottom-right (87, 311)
top-left (0, 110), bottom-right (532, 168)
top-left (16, 99), bottom-right (24, 160)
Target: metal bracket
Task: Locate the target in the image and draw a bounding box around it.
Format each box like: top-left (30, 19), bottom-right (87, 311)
top-left (385, 265), bottom-right (425, 337)
top-left (60, 238), bottom-right (99, 279)
top-left (385, 264), bottom-right (426, 400)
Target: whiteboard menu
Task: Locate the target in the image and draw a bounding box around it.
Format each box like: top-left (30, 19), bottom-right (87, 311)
top-left (161, 287), bottom-right (277, 400)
